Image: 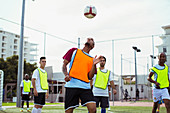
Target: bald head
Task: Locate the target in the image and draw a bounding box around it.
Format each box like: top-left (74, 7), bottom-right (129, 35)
top-left (158, 52), bottom-right (166, 64)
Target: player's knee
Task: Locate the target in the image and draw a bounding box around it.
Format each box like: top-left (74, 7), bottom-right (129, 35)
top-left (165, 101), bottom-right (170, 109)
top-left (153, 103), bottom-right (158, 109)
top-left (34, 105), bottom-right (42, 109)
top-left (89, 107), bottom-right (96, 113)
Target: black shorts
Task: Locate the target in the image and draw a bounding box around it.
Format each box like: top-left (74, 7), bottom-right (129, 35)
top-left (22, 94), bottom-right (30, 101)
top-left (34, 93), bottom-right (46, 106)
top-left (65, 88), bottom-right (96, 111)
top-left (94, 96), bottom-right (109, 108)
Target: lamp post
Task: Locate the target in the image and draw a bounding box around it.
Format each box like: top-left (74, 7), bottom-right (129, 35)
top-left (16, 0), bottom-right (26, 107)
top-left (120, 54), bottom-right (123, 102)
top-left (44, 32), bottom-right (46, 56)
top-left (78, 37), bottom-right (80, 48)
top-left (132, 46), bottom-right (141, 101)
top-left (112, 40), bottom-right (114, 106)
top-left (17, 0), bottom-right (34, 107)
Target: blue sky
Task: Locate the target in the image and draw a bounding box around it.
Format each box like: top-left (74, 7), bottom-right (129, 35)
top-left (0, 0), bottom-right (170, 74)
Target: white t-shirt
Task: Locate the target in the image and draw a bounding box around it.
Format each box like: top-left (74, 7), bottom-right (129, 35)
top-left (20, 80), bottom-right (32, 94)
top-left (32, 68), bottom-right (48, 93)
top-left (92, 68), bottom-right (113, 97)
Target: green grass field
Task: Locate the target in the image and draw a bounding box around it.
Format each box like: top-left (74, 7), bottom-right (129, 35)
top-left (2, 102), bottom-right (62, 106)
top-left (0, 106), bottom-right (166, 113)
top-left (1, 99), bottom-right (153, 106)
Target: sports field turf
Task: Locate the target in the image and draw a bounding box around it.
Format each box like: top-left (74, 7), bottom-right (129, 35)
top-left (0, 106), bottom-right (166, 113)
top-left (2, 102), bottom-right (61, 106)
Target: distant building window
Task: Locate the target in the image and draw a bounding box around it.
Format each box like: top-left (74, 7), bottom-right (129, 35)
top-left (2, 36), bottom-right (6, 41)
top-left (14, 39), bottom-right (17, 44)
top-left (13, 51), bottom-right (17, 55)
top-left (24, 48), bottom-right (27, 52)
top-left (24, 41), bottom-right (28, 46)
top-left (14, 45), bottom-right (17, 50)
top-left (2, 49), bottom-right (5, 53)
top-left (163, 47), bottom-right (167, 53)
top-left (2, 43), bottom-right (5, 47)
top-left (15, 35), bottom-right (20, 38)
top-left (1, 54), bottom-right (5, 58)
top-left (24, 53), bottom-right (27, 57)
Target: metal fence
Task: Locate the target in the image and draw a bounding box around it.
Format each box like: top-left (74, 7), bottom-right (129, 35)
top-left (0, 17), bottom-right (164, 104)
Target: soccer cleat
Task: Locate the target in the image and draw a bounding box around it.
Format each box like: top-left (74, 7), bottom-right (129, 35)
top-left (20, 110), bottom-right (23, 112)
top-left (156, 111), bottom-right (159, 113)
top-left (27, 110), bottom-right (31, 112)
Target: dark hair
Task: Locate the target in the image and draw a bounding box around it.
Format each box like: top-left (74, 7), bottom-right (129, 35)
top-left (40, 57), bottom-right (46, 61)
top-left (103, 56), bottom-right (106, 62)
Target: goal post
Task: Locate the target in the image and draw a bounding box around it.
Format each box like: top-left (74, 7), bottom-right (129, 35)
top-left (0, 70), bottom-right (4, 110)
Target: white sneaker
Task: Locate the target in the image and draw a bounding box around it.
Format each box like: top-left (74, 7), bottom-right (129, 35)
top-left (108, 107), bottom-right (110, 111)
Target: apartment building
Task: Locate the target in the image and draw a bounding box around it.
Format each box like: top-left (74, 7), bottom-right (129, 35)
top-left (0, 29), bottom-right (37, 63)
top-left (157, 25), bottom-right (170, 67)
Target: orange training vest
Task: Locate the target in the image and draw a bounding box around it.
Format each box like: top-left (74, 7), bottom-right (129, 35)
top-left (69, 49), bottom-right (93, 83)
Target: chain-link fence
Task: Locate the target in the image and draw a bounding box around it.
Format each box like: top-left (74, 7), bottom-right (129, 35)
top-left (0, 17), bottom-right (165, 102)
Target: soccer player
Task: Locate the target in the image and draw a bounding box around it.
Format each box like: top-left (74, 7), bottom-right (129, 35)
top-left (20, 74), bottom-right (32, 112)
top-left (148, 53), bottom-right (170, 113)
top-left (62, 38), bottom-right (102, 113)
top-left (31, 57), bottom-right (49, 113)
top-left (124, 89), bottom-right (128, 102)
top-left (91, 56), bottom-right (117, 113)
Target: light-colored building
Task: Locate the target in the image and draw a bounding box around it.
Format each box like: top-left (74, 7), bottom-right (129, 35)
top-left (44, 66), bottom-right (65, 102)
top-left (157, 25), bottom-right (170, 67)
top-left (0, 30), bottom-right (38, 63)
top-left (118, 74), bottom-right (152, 100)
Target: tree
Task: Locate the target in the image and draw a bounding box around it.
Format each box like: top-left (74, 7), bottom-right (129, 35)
top-left (5, 55), bottom-right (18, 82)
top-left (24, 60), bottom-right (37, 79)
top-left (0, 58), bottom-right (6, 70)
top-left (0, 55), bottom-right (37, 86)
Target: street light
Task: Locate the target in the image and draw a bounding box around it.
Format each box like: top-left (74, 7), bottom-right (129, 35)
top-left (120, 54), bottom-right (123, 102)
top-left (16, 0), bottom-right (26, 107)
top-left (132, 46), bottom-right (141, 101)
top-left (150, 55), bottom-right (156, 67)
top-left (17, 0), bottom-right (34, 107)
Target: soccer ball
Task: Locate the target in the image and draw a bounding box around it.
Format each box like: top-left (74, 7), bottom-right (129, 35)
top-left (84, 6), bottom-right (97, 19)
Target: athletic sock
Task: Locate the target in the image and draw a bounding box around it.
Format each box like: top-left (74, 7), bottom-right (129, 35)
top-left (101, 108), bottom-right (106, 113)
top-left (32, 107), bottom-right (38, 113)
top-left (27, 108), bottom-right (29, 110)
top-left (37, 108), bottom-right (42, 113)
